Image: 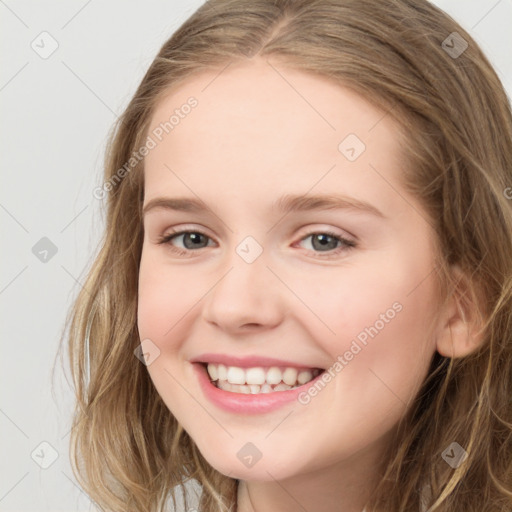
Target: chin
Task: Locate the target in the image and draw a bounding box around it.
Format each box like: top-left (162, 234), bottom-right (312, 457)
top-left (201, 448), bottom-right (301, 482)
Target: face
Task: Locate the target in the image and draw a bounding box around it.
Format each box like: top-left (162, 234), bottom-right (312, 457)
top-left (137, 57), bottom-right (441, 482)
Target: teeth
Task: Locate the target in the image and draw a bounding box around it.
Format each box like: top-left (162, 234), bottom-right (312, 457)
top-left (274, 383), bottom-right (292, 391)
top-left (217, 364), bottom-right (227, 381)
top-left (260, 383), bottom-right (272, 393)
top-left (297, 370), bottom-right (313, 385)
top-left (266, 367), bottom-right (282, 385)
top-left (216, 380), bottom-right (295, 393)
top-left (207, 364), bottom-right (218, 381)
top-left (282, 367), bottom-right (298, 385)
top-left (249, 384), bottom-right (261, 394)
top-left (226, 366), bottom-right (245, 385)
top-left (237, 384), bottom-right (251, 394)
top-left (206, 363), bottom-right (322, 393)
top-left (245, 367), bottom-right (266, 385)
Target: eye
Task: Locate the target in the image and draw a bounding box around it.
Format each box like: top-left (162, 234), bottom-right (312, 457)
top-left (157, 230), bottom-right (214, 256)
top-left (294, 230), bottom-right (356, 259)
top-left (157, 228), bottom-right (357, 259)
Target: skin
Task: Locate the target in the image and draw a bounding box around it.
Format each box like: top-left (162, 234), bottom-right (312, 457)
top-left (137, 57), bottom-right (476, 512)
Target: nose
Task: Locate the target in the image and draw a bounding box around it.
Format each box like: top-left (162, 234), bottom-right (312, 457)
top-left (201, 246), bottom-right (286, 333)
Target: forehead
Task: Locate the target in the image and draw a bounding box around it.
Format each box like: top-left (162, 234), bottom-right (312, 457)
top-left (143, 58), bottom-right (409, 215)
top-left (147, 58), bottom-right (401, 144)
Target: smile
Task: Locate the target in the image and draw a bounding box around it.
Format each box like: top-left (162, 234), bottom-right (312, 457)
top-left (206, 363), bottom-right (323, 394)
top-left (192, 360), bottom-right (327, 414)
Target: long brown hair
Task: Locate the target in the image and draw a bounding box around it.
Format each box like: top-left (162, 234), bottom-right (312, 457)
top-left (60, 0), bottom-right (512, 510)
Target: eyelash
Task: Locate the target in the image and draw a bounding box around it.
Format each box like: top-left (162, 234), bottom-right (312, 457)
top-left (156, 228), bottom-right (357, 259)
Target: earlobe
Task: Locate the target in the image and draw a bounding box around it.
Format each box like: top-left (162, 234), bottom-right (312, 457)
top-left (435, 266), bottom-right (486, 359)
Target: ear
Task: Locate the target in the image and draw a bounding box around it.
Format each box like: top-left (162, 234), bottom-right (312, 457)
top-left (435, 265), bottom-right (486, 358)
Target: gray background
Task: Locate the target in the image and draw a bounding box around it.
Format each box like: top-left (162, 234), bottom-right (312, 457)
top-left (1, 1), bottom-right (511, 510)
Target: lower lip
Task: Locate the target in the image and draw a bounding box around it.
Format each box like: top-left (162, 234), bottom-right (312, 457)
top-left (193, 363), bottom-right (325, 414)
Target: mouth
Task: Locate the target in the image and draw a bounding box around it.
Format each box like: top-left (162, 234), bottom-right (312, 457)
top-left (192, 360), bottom-right (328, 414)
top-left (199, 362), bottom-right (324, 394)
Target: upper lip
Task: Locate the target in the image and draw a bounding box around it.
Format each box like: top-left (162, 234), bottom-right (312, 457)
top-left (190, 353), bottom-right (324, 370)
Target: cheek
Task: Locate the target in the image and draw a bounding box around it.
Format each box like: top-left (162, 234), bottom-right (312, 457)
top-left (288, 255), bottom-right (437, 405)
top-left (288, 256), bottom-right (434, 340)
top-left (137, 251), bottom-right (205, 426)
top-left (137, 249), bottom-right (200, 345)
top-left (137, 276), bottom-right (174, 341)
top-left (283, 272), bottom-right (436, 460)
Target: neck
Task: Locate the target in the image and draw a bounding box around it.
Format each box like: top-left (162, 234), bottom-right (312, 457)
top-left (235, 433), bottom-right (390, 512)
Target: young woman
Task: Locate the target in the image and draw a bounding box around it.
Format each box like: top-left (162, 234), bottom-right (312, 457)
top-left (63, 1), bottom-right (512, 510)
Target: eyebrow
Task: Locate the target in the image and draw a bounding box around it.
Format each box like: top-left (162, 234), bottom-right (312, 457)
top-left (142, 193), bottom-right (385, 218)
